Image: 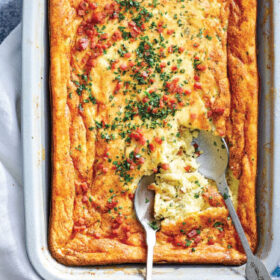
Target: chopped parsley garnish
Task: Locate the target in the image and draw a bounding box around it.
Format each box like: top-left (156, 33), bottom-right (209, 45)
top-left (149, 221), bottom-right (159, 230)
top-left (213, 221), bottom-right (224, 232)
top-left (75, 144), bottom-right (82, 151)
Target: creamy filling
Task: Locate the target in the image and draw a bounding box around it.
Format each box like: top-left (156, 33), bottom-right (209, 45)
top-left (150, 127), bottom-right (238, 222)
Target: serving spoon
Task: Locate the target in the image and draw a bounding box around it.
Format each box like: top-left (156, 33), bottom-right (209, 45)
top-left (134, 130), bottom-right (271, 280)
top-left (195, 130), bottom-right (271, 280)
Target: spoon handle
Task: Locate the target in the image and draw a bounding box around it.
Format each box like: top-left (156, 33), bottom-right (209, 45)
top-left (217, 175), bottom-right (271, 280)
top-left (145, 228), bottom-right (156, 280)
top-left (217, 174), bottom-right (252, 256)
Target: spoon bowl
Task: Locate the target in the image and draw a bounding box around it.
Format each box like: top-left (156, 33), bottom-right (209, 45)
top-left (134, 174), bottom-right (156, 230)
top-left (194, 130), bottom-right (229, 181)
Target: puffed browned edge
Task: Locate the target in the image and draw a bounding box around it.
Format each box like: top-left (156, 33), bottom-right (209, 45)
top-left (227, 0), bottom-right (258, 254)
top-left (48, 0), bottom-right (258, 266)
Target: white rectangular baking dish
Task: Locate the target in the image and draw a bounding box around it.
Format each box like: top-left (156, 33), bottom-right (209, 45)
top-left (21, 0), bottom-right (280, 279)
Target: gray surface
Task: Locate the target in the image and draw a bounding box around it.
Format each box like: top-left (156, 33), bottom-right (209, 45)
top-left (0, 0), bottom-right (21, 43)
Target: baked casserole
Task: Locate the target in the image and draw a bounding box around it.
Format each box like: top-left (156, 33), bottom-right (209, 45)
top-left (49, 0), bottom-right (258, 265)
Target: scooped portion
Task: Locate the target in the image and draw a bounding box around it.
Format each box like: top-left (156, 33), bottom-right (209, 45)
top-left (149, 128), bottom-right (237, 223)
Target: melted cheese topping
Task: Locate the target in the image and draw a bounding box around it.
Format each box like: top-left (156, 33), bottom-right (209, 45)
top-left (64, 0), bottom-right (238, 249)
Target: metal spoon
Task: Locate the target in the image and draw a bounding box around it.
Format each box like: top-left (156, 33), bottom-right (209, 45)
top-left (134, 173), bottom-right (159, 280)
top-left (194, 130), bottom-right (271, 280)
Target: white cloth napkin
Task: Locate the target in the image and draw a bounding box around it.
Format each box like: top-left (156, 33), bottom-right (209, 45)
top-left (0, 24), bottom-right (279, 280)
top-left (0, 25), bottom-right (40, 280)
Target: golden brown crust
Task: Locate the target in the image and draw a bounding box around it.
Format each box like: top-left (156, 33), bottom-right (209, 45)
top-left (227, 0), bottom-right (258, 252)
top-left (49, 0), bottom-right (77, 261)
top-left (49, 0), bottom-right (258, 265)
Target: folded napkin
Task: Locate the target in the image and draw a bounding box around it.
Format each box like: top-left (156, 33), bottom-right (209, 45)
top-left (0, 25), bottom-right (40, 280)
top-left (0, 24), bottom-right (279, 280)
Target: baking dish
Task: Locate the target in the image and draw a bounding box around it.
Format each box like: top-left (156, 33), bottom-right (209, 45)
top-left (21, 0), bottom-right (280, 279)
